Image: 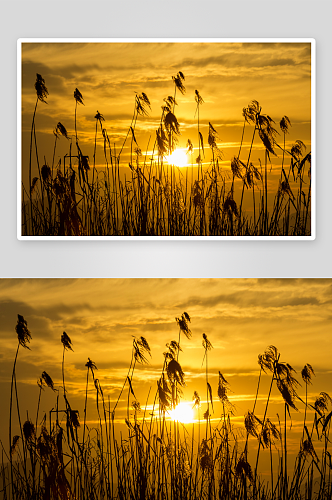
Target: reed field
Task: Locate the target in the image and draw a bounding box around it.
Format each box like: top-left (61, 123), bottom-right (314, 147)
top-left (2, 312), bottom-right (331, 500)
top-left (21, 70), bottom-right (311, 237)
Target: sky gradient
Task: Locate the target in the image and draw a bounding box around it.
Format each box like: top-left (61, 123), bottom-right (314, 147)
top-left (0, 278), bottom-right (330, 465)
top-left (21, 41), bottom-right (312, 192)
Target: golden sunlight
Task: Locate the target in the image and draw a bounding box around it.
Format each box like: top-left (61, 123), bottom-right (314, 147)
top-left (169, 402), bottom-right (194, 423)
top-left (166, 149), bottom-right (188, 167)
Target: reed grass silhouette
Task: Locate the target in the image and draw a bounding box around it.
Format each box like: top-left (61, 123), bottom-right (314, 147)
top-left (2, 313), bottom-right (331, 500)
top-left (21, 72), bottom-right (311, 237)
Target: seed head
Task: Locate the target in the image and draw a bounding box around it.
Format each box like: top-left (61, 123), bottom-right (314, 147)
top-left (42, 371), bottom-right (55, 391)
top-left (202, 333), bottom-right (213, 351)
top-left (314, 392), bottom-right (332, 415)
top-left (172, 72), bottom-right (186, 95)
top-left (132, 401), bottom-right (141, 412)
top-left (74, 88), bottom-right (84, 105)
top-left (235, 453), bottom-right (254, 483)
top-left (10, 436), bottom-right (20, 456)
top-left (243, 100), bottom-right (260, 124)
top-left (280, 116), bottom-right (291, 134)
top-left (157, 374), bottom-right (172, 411)
top-left (301, 438), bottom-right (319, 461)
top-left (167, 358), bottom-right (185, 386)
top-left (133, 336), bottom-right (151, 364)
top-left (244, 411), bottom-right (262, 439)
top-left (15, 315), bottom-right (32, 349)
top-left (35, 74), bottom-right (48, 104)
top-left (41, 164), bottom-right (51, 182)
top-left (135, 92), bottom-right (151, 116)
top-left (30, 177), bottom-right (39, 195)
top-left (23, 420), bottom-right (36, 442)
top-left (55, 122), bottom-right (69, 139)
top-left (291, 140), bottom-right (306, 160)
top-left (192, 391), bottom-right (201, 409)
top-left (68, 410), bottom-right (80, 429)
top-left (94, 110), bottom-right (105, 123)
top-left (195, 90), bottom-right (204, 105)
top-left (261, 418), bottom-right (281, 448)
top-left (258, 345), bottom-right (278, 373)
top-left (176, 313), bottom-right (192, 339)
top-left (61, 331), bottom-right (73, 351)
top-left (164, 111), bottom-right (180, 135)
top-left (85, 358), bottom-right (98, 377)
top-left (301, 364), bottom-right (315, 385)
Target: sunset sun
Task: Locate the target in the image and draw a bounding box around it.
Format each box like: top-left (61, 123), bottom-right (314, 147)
top-left (169, 402), bottom-right (194, 423)
top-left (166, 149), bottom-right (188, 167)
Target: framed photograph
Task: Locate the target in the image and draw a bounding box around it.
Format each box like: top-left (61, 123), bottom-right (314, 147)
top-left (18, 39), bottom-right (315, 239)
top-left (1, 278), bottom-right (330, 499)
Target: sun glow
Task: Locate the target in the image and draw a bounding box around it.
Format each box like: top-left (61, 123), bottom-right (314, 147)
top-left (169, 403), bottom-right (194, 424)
top-left (166, 149), bottom-right (188, 167)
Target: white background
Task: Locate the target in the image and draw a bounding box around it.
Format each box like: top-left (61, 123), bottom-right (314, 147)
top-left (1, 0), bottom-right (331, 278)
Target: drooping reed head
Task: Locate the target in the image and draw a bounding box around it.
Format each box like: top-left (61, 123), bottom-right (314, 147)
top-left (187, 139), bottom-right (193, 154)
top-left (23, 419), bottom-right (36, 442)
top-left (135, 92), bottom-right (151, 116)
top-left (164, 112), bottom-right (180, 135)
top-left (192, 390), bottom-right (201, 409)
top-left (300, 439), bottom-right (318, 461)
top-left (94, 110), bottom-right (105, 124)
top-left (41, 164), bottom-right (51, 182)
top-left (163, 96), bottom-right (177, 114)
top-left (85, 357), bottom-right (98, 377)
top-left (55, 122), bottom-right (69, 140)
top-left (314, 392), bottom-right (332, 415)
top-left (242, 100), bottom-right (260, 124)
top-left (35, 73), bottom-right (48, 104)
top-left (166, 340), bottom-right (182, 359)
top-left (208, 122), bottom-right (223, 159)
top-left (195, 90), bottom-right (204, 105)
top-left (291, 140), bottom-right (306, 160)
top-left (42, 371), bottom-right (56, 391)
top-left (176, 312), bottom-right (192, 339)
top-left (156, 125), bottom-right (168, 158)
top-left (261, 418), bottom-right (281, 448)
top-left (131, 400), bottom-right (141, 412)
top-left (231, 157), bottom-right (245, 180)
top-left (199, 439), bottom-right (213, 473)
top-left (244, 411), bottom-right (261, 439)
top-left (301, 363), bottom-right (315, 385)
top-left (94, 378), bottom-right (103, 396)
top-left (235, 454), bottom-right (254, 483)
top-left (74, 88), bottom-right (84, 105)
top-left (15, 314), bottom-right (32, 349)
top-left (61, 331), bottom-right (73, 351)
top-left (30, 177), bottom-right (39, 196)
top-left (157, 374), bottom-right (172, 411)
top-left (37, 426), bottom-right (56, 463)
top-left (276, 378), bottom-right (298, 410)
top-left (68, 410), bottom-right (80, 429)
top-left (258, 345), bottom-right (278, 373)
top-left (223, 194), bottom-right (239, 219)
top-left (10, 436), bottom-right (20, 456)
top-left (166, 358), bottom-right (185, 386)
top-left (172, 72), bottom-right (186, 95)
top-left (218, 371), bottom-right (234, 413)
top-left (202, 333), bottom-right (213, 351)
top-left (133, 336), bottom-right (151, 364)
top-left (280, 116), bottom-right (291, 134)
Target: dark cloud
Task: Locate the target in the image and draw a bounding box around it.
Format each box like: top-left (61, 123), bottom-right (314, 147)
top-left (177, 289), bottom-right (323, 310)
top-left (180, 55), bottom-right (299, 71)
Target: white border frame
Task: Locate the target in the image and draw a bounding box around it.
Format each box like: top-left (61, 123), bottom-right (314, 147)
top-left (17, 38), bottom-right (316, 241)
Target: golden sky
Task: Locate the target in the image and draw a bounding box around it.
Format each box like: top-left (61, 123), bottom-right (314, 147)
top-left (21, 42), bottom-right (312, 191)
top-left (0, 278), bottom-right (330, 464)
